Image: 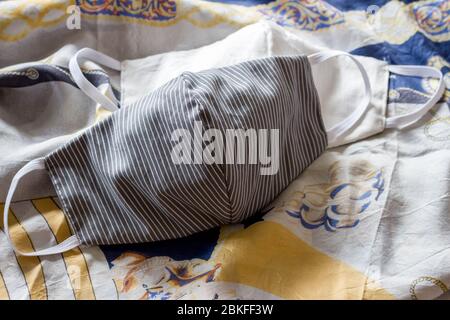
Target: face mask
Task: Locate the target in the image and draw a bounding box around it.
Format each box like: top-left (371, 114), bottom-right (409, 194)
top-left (115, 21), bottom-right (445, 147)
top-left (4, 47), bottom-right (444, 257)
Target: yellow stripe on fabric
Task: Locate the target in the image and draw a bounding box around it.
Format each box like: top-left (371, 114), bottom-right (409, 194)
top-left (0, 271), bottom-right (9, 300)
top-left (0, 0), bottom-right (71, 42)
top-left (213, 221), bottom-right (394, 300)
top-left (0, 204), bottom-right (47, 300)
top-left (32, 198), bottom-right (95, 300)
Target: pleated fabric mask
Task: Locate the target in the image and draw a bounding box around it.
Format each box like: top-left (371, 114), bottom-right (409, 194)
top-left (115, 20), bottom-right (446, 147)
top-left (3, 46), bottom-right (444, 256)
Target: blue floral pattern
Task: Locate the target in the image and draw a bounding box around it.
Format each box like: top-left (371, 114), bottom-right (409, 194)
top-left (77, 0), bottom-right (177, 22)
top-left (284, 161), bottom-right (385, 232)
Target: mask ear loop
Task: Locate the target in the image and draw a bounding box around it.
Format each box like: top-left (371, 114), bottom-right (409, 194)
top-left (69, 47), bottom-right (121, 112)
top-left (385, 65), bottom-right (445, 129)
top-left (3, 159), bottom-right (81, 256)
top-left (307, 50), bottom-right (372, 146)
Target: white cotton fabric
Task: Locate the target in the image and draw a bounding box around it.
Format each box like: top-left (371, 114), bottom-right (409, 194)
top-left (121, 21), bottom-right (390, 147)
top-left (0, 45), bottom-right (112, 201)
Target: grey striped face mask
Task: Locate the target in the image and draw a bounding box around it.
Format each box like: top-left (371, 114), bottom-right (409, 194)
top-left (4, 48), bottom-right (444, 256)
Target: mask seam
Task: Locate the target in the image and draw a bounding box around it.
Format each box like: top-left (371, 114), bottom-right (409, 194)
top-left (44, 157), bottom-right (83, 246)
top-left (180, 73), bottom-right (234, 225)
top-left (380, 63), bottom-right (389, 130)
top-left (305, 58), bottom-right (329, 146)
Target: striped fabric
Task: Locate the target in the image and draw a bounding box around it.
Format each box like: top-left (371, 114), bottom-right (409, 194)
top-left (45, 55), bottom-right (327, 245)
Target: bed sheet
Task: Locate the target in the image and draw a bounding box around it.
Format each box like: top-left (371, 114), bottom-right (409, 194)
top-left (0, 0), bottom-right (449, 300)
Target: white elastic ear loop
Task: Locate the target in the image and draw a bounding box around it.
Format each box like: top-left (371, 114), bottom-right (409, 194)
top-left (308, 50), bottom-right (372, 146)
top-left (385, 65), bottom-right (445, 129)
top-left (3, 158), bottom-right (81, 256)
top-left (69, 47), bottom-right (121, 112)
